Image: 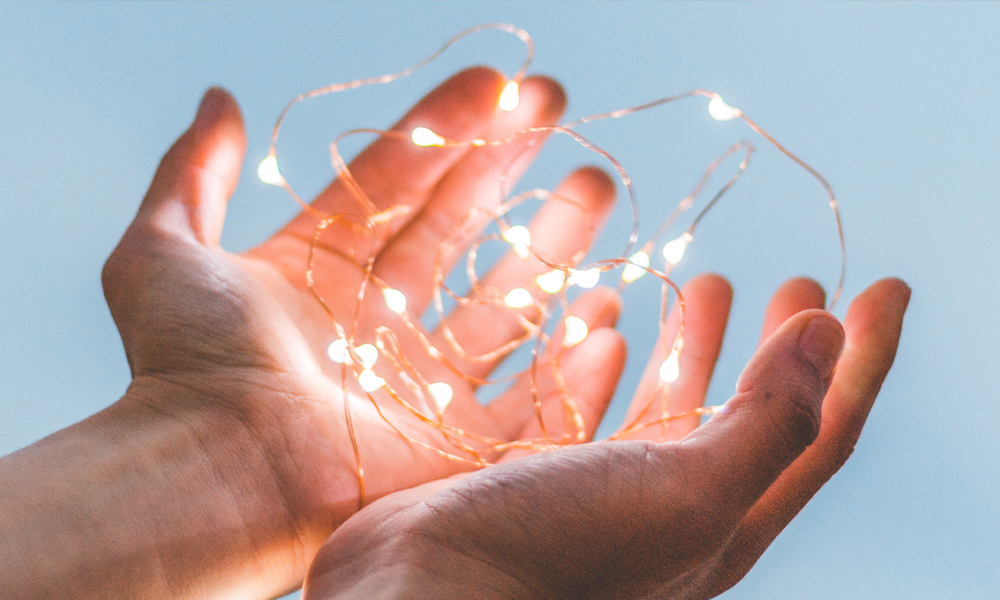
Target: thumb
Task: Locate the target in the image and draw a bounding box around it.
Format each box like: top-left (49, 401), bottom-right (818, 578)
top-left (136, 87), bottom-right (247, 246)
top-left (679, 310), bottom-right (845, 521)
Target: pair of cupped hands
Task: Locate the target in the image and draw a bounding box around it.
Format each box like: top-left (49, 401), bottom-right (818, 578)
top-left (21, 68), bottom-right (908, 599)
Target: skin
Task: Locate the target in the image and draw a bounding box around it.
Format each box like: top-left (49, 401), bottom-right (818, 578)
top-left (0, 65), bottom-right (910, 600)
top-left (302, 278), bottom-right (910, 600)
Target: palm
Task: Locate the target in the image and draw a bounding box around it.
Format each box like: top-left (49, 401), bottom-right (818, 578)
top-left (105, 67), bottom-right (632, 554)
top-left (301, 276), bottom-right (909, 599)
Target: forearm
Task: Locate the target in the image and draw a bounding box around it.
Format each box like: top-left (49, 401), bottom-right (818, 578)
top-left (0, 379), bottom-right (306, 599)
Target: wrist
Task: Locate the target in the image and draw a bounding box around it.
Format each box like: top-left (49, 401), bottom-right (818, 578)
top-left (0, 375), bottom-right (316, 599)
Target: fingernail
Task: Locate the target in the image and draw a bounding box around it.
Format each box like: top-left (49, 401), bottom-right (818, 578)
top-left (798, 315), bottom-right (844, 381)
top-left (194, 87), bottom-right (226, 127)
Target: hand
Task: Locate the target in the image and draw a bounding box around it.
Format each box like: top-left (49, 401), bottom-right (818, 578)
top-left (0, 67), bottom-right (633, 599)
top-left (301, 277), bottom-right (910, 599)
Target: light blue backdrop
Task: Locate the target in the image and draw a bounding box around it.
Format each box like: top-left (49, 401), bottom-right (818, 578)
top-left (2, 2), bottom-right (997, 598)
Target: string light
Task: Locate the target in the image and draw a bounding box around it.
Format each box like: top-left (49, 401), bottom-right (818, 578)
top-left (662, 232), bottom-right (694, 265)
top-left (567, 268), bottom-right (601, 289)
top-left (621, 250), bottom-right (650, 283)
top-left (708, 94), bottom-right (742, 121)
top-left (504, 287), bottom-right (534, 309)
top-left (428, 382), bottom-right (454, 413)
top-left (659, 349), bottom-right (681, 383)
top-left (383, 287), bottom-right (407, 314)
top-left (502, 224), bottom-right (532, 259)
top-left (498, 80), bottom-right (521, 112)
top-left (563, 316), bottom-right (589, 347)
top-left (535, 269), bottom-right (566, 294)
top-left (258, 23), bottom-right (847, 506)
top-left (411, 126), bottom-right (446, 147)
top-left (257, 154), bottom-right (285, 186)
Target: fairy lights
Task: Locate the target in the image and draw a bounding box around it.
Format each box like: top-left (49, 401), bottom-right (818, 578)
top-left (504, 287), bottom-right (534, 309)
top-left (257, 154), bottom-right (285, 186)
top-left (563, 316), bottom-right (589, 347)
top-left (411, 126), bottom-right (446, 147)
top-left (498, 80), bottom-right (520, 112)
top-left (257, 23), bottom-right (847, 506)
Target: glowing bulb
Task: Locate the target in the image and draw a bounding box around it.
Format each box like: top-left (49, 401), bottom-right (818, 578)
top-left (355, 344), bottom-right (379, 369)
top-left (327, 338), bottom-right (349, 363)
top-left (708, 94), bottom-right (742, 121)
top-left (621, 250), bottom-right (650, 283)
top-left (568, 268), bottom-right (600, 289)
top-left (498, 80), bottom-right (520, 112)
top-left (411, 127), bottom-right (446, 147)
top-left (257, 154), bottom-right (285, 186)
top-left (504, 288), bottom-right (534, 309)
top-left (383, 287), bottom-right (407, 314)
top-left (535, 269), bottom-right (565, 294)
top-left (358, 369), bottom-right (385, 392)
top-left (563, 316), bottom-right (589, 347)
top-left (503, 225), bottom-right (532, 259)
top-left (662, 232), bottom-right (693, 265)
top-left (428, 382), bottom-right (454, 413)
top-left (659, 349), bottom-right (681, 383)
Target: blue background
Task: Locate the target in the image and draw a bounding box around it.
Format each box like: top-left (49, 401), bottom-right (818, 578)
top-left (1, 2), bottom-right (997, 598)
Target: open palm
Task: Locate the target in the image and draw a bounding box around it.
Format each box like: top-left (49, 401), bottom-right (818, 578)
top-left (102, 67), bottom-right (633, 591)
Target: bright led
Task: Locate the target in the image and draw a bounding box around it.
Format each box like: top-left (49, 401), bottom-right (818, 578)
top-left (662, 233), bottom-right (693, 266)
top-left (563, 316), bottom-right (589, 347)
top-left (708, 94), bottom-right (742, 121)
top-left (355, 344), bottom-right (379, 369)
top-left (327, 338), bottom-right (349, 363)
top-left (257, 154), bottom-right (285, 186)
top-left (383, 287), bottom-right (407, 314)
top-left (621, 251), bottom-right (650, 283)
top-left (568, 268), bottom-right (600, 289)
top-left (428, 382), bottom-right (454, 413)
top-left (659, 349), bottom-right (681, 383)
top-left (358, 369), bottom-right (385, 392)
top-left (502, 225), bottom-right (532, 259)
top-left (498, 80), bottom-right (520, 112)
top-left (504, 288), bottom-right (534, 309)
top-left (411, 127), bottom-right (445, 147)
top-left (535, 269), bottom-right (565, 294)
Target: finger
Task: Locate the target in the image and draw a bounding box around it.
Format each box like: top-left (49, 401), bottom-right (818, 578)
top-left (488, 286), bottom-right (624, 442)
top-left (619, 273), bottom-right (732, 441)
top-left (758, 277), bottom-right (826, 346)
top-left (710, 278), bottom-right (910, 590)
top-left (373, 75), bottom-right (567, 314)
top-left (267, 67), bottom-right (506, 260)
top-left (432, 166), bottom-right (617, 379)
top-left (134, 87), bottom-right (246, 246)
top-left (677, 310), bottom-right (845, 522)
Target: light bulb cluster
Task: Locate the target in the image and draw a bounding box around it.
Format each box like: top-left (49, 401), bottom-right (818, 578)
top-left (255, 23), bottom-right (846, 502)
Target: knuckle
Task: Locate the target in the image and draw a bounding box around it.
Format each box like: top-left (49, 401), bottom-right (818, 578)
top-left (769, 385), bottom-right (822, 454)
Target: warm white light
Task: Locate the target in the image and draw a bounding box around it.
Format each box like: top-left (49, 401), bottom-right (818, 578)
top-left (659, 349), bottom-right (681, 383)
top-left (563, 316), bottom-right (589, 347)
top-left (621, 250), bottom-right (650, 283)
top-left (257, 154), bottom-right (285, 186)
top-left (504, 288), bottom-right (534, 309)
top-left (411, 127), bottom-right (445, 147)
top-left (428, 382), bottom-right (454, 413)
top-left (498, 80), bottom-right (520, 112)
top-left (383, 287), bottom-right (407, 314)
top-left (568, 268), bottom-right (600, 289)
top-left (535, 269), bottom-right (565, 294)
top-left (355, 344), bottom-right (379, 369)
top-left (358, 369), bottom-right (385, 392)
top-left (708, 94), bottom-right (742, 121)
top-left (327, 338), bottom-right (349, 363)
top-left (502, 225), bottom-right (532, 259)
top-left (662, 233), bottom-right (693, 265)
